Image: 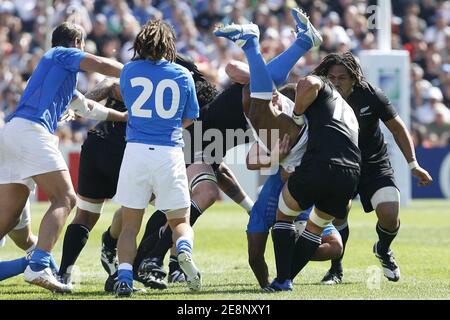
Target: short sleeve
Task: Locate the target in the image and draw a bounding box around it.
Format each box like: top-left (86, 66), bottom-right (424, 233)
top-left (182, 72), bottom-right (200, 120)
top-left (53, 47), bottom-right (86, 72)
top-left (372, 86), bottom-right (398, 122)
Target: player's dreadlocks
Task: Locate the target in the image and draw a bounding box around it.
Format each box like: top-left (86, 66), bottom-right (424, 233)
top-left (132, 19), bottom-right (177, 62)
top-left (195, 80), bottom-right (219, 109)
top-left (312, 52), bottom-right (368, 89)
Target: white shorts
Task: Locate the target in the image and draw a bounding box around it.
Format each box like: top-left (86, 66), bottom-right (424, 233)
top-left (0, 118), bottom-right (67, 190)
top-left (14, 198), bottom-right (31, 230)
top-left (114, 142), bottom-right (190, 211)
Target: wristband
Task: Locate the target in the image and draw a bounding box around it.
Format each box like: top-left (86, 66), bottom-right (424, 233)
top-left (408, 160), bottom-right (418, 170)
top-left (292, 112), bottom-right (304, 126)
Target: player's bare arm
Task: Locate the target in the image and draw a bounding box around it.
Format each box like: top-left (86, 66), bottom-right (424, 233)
top-left (183, 119), bottom-right (194, 128)
top-left (85, 78), bottom-right (122, 102)
top-left (246, 134), bottom-right (290, 170)
top-left (384, 115), bottom-right (433, 186)
top-left (69, 92), bottom-right (127, 122)
top-left (79, 53), bottom-right (123, 78)
top-left (225, 60), bottom-right (250, 84)
top-left (293, 75), bottom-right (322, 115)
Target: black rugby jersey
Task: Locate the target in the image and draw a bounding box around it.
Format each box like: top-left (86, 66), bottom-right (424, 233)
top-left (87, 97), bottom-right (127, 147)
top-left (185, 83), bottom-right (249, 165)
top-left (302, 79), bottom-right (361, 169)
top-left (346, 82), bottom-right (398, 164)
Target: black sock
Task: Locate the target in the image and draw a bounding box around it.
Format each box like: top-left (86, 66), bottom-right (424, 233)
top-left (102, 227), bottom-right (117, 250)
top-left (330, 223), bottom-right (349, 273)
top-left (169, 255), bottom-right (179, 273)
top-left (59, 224), bottom-right (90, 276)
top-left (134, 211), bottom-right (167, 269)
top-left (290, 230), bottom-right (322, 280)
top-left (189, 201), bottom-right (203, 225)
top-left (271, 221), bottom-right (296, 283)
top-left (376, 221), bottom-right (399, 254)
top-left (134, 201), bottom-right (202, 269)
top-left (149, 201), bottom-right (203, 259)
top-left (142, 210), bottom-right (167, 240)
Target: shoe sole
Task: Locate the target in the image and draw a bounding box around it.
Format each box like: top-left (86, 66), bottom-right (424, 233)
top-left (291, 8), bottom-right (322, 47)
top-left (26, 277), bottom-right (72, 293)
top-left (214, 24), bottom-right (260, 47)
top-left (178, 252), bottom-right (202, 291)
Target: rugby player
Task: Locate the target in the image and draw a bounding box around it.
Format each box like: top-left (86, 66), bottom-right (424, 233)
top-left (0, 22), bottom-right (125, 293)
top-left (314, 52), bottom-right (432, 284)
top-left (113, 19), bottom-right (201, 297)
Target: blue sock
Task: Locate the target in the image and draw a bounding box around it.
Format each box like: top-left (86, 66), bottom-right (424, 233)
top-left (267, 41), bottom-right (308, 86)
top-left (176, 237), bottom-right (193, 255)
top-left (29, 248), bottom-right (51, 272)
top-left (49, 255), bottom-right (59, 274)
top-left (242, 37), bottom-right (273, 97)
top-left (118, 263), bottom-right (133, 287)
top-left (0, 257), bottom-right (29, 281)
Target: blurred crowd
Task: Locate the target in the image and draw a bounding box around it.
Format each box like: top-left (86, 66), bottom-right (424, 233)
top-left (0, 0), bottom-right (449, 147)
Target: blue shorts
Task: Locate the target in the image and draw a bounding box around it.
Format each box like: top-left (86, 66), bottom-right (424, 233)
top-left (247, 168), bottom-right (339, 238)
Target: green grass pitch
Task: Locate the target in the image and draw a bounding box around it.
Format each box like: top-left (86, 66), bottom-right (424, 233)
top-left (0, 200), bottom-right (449, 300)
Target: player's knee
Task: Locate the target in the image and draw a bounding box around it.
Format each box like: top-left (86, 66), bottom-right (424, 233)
top-left (192, 180), bottom-right (218, 201)
top-left (204, 185), bottom-right (219, 205)
top-left (50, 192), bottom-right (77, 213)
top-left (67, 192), bottom-right (77, 211)
top-left (376, 203), bottom-right (399, 229)
top-left (378, 213), bottom-right (399, 230)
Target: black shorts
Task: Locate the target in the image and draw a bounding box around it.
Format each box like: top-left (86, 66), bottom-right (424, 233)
top-left (357, 160), bottom-right (398, 213)
top-left (288, 162), bottom-right (360, 219)
top-left (77, 135), bottom-right (125, 199)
